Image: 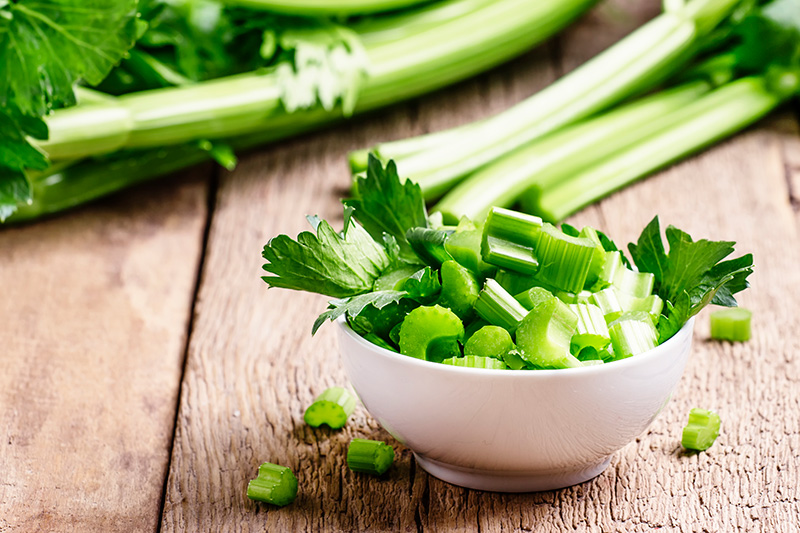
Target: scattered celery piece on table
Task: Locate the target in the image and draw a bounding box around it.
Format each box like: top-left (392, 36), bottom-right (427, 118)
top-left (710, 307), bottom-right (752, 341)
top-left (304, 387), bottom-right (357, 429)
top-left (347, 439), bottom-right (395, 475)
top-left (681, 408), bottom-right (721, 451)
top-left (247, 462), bottom-right (299, 506)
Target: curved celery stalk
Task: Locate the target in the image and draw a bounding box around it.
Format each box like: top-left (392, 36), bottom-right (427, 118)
top-left (398, 304), bottom-right (464, 362)
top-left (437, 260), bottom-right (480, 318)
top-left (515, 295), bottom-right (580, 369)
top-left (463, 325), bottom-right (514, 359)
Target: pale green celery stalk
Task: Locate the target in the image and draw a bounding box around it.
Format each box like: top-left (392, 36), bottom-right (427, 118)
top-left (218, 0), bottom-right (430, 16)
top-left (529, 75), bottom-right (789, 222)
top-left (361, 0), bottom-right (741, 197)
top-left (432, 80), bottom-right (711, 222)
top-left (39, 0), bottom-right (597, 161)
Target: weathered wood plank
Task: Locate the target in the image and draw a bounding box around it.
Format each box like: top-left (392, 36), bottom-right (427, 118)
top-left (161, 1), bottom-right (800, 532)
top-left (159, 30), bottom-right (560, 533)
top-left (0, 171), bottom-right (209, 532)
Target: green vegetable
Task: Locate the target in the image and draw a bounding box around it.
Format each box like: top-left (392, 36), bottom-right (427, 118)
top-left (303, 387), bottom-right (357, 429)
top-left (437, 260), bottom-right (480, 318)
top-left (246, 462), bottom-right (298, 506)
top-left (404, 267), bottom-right (441, 304)
top-left (223, 0), bottom-right (431, 16)
top-left (628, 216), bottom-right (753, 342)
top-left (444, 228), bottom-right (496, 278)
top-left (5, 0), bottom-right (600, 221)
top-left (398, 304), bottom-right (464, 362)
top-left (681, 408), bottom-right (721, 451)
top-left (710, 307), bottom-right (752, 341)
top-left (441, 355), bottom-right (508, 369)
top-left (406, 227), bottom-right (453, 268)
top-left (570, 303), bottom-right (611, 352)
top-left (480, 207), bottom-right (542, 274)
top-left (463, 325), bottom-right (514, 359)
top-left (515, 295), bottom-right (581, 369)
top-left (608, 312), bottom-right (658, 359)
top-left (533, 224), bottom-right (596, 293)
top-left (612, 268), bottom-right (655, 299)
top-left (515, 286), bottom-right (554, 311)
top-left (313, 291), bottom-right (407, 334)
top-left (347, 438), bottom-right (395, 475)
top-left (263, 214), bottom-right (393, 298)
top-left (474, 279), bottom-right (528, 332)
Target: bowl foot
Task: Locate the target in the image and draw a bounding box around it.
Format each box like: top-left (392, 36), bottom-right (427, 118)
top-left (413, 454), bottom-right (612, 492)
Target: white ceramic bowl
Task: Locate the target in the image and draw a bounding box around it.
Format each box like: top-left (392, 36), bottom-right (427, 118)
top-left (337, 317), bottom-right (694, 492)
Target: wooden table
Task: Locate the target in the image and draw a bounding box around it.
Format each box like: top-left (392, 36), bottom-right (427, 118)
top-left (2, 1), bottom-right (799, 531)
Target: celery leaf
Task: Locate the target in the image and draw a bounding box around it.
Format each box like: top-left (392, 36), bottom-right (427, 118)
top-left (312, 290), bottom-right (407, 335)
top-left (262, 216), bottom-right (392, 298)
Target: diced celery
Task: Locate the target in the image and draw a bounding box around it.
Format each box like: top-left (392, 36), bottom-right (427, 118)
top-left (569, 303), bottom-right (611, 352)
top-left (373, 264), bottom-right (420, 291)
top-left (613, 267), bottom-right (655, 298)
top-left (681, 408), bottom-right (721, 451)
top-left (495, 269), bottom-right (537, 295)
top-left (582, 359), bottom-right (604, 367)
top-left (463, 325), bottom-right (514, 359)
top-left (437, 260), bottom-right (480, 318)
top-left (347, 439), bottom-right (395, 475)
top-left (304, 387), bottom-right (357, 429)
top-left (710, 307), bottom-right (752, 342)
top-left (444, 229), bottom-right (496, 278)
top-left (533, 223), bottom-right (596, 293)
top-left (441, 355), bottom-right (508, 369)
top-left (463, 318), bottom-right (489, 343)
top-left (608, 311), bottom-right (658, 359)
top-left (398, 305), bottom-right (464, 362)
top-left (480, 207), bottom-right (542, 274)
top-left (622, 293), bottom-right (664, 325)
top-left (515, 286), bottom-right (554, 310)
top-left (474, 279), bottom-right (528, 332)
top-left (406, 227), bottom-right (454, 268)
top-left (578, 226), bottom-right (607, 288)
top-left (515, 295), bottom-right (581, 369)
top-left (503, 349), bottom-right (531, 370)
top-left (247, 462), bottom-right (298, 506)
top-left (592, 250), bottom-right (623, 290)
top-left (590, 287), bottom-right (625, 323)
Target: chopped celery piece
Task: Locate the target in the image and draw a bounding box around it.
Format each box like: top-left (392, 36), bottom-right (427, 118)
top-left (569, 303), bottom-right (611, 352)
top-left (710, 307), bottom-right (752, 342)
top-left (247, 462), bottom-right (298, 507)
top-left (403, 267), bottom-right (442, 304)
top-left (480, 207), bottom-right (542, 274)
top-left (437, 260), bottom-right (480, 318)
top-left (608, 311), bottom-right (658, 359)
top-left (463, 325), bottom-right (513, 359)
top-left (515, 295), bottom-right (580, 369)
top-left (503, 349), bottom-right (531, 370)
top-left (444, 228), bottom-right (496, 278)
top-left (455, 216), bottom-right (478, 232)
top-left (363, 333), bottom-right (398, 352)
top-left (533, 223), bottom-right (596, 293)
top-left (442, 355), bottom-right (508, 369)
top-left (347, 439), bottom-right (395, 476)
top-left (593, 250), bottom-right (623, 290)
top-left (578, 226), bottom-right (607, 288)
top-left (590, 287), bottom-right (625, 323)
top-left (681, 408), bottom-right (721, 451)
top-left (554, 290), bottom-right (579, 304)
top-left (463, 318), bottom-right (489, 343)
top-left (373, 264), bottom-right (420, 291)
top-left (515, 286), bottom-right (554, 310)
top-left (582, 359), bottom-right (604, 367)
top-left (398, 305), bottom-right (464, 362)
top-left (495, 269), bottom-right (537, 295)
top-left (304, 387), bottom-right (357, 429)
top-left (613, 267), bottom-right (655, 298)
top-left (474, 279), bottom-right (528, 332)
top-left (406, 227), bottom-right (453, 268)
top-left (576, 290), bottom-right (593, 304)
top-left (622, 293), bottom-right (663, 325)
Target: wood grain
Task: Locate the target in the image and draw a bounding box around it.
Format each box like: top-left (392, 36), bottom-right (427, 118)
top-left (159, 2), bottom-right (800, 533)
top-left (0, 172), bottom-right (209, 532)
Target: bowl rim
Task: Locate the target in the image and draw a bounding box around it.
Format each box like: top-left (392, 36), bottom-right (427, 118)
top-left (337, 315), bottom-right (695, 378)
